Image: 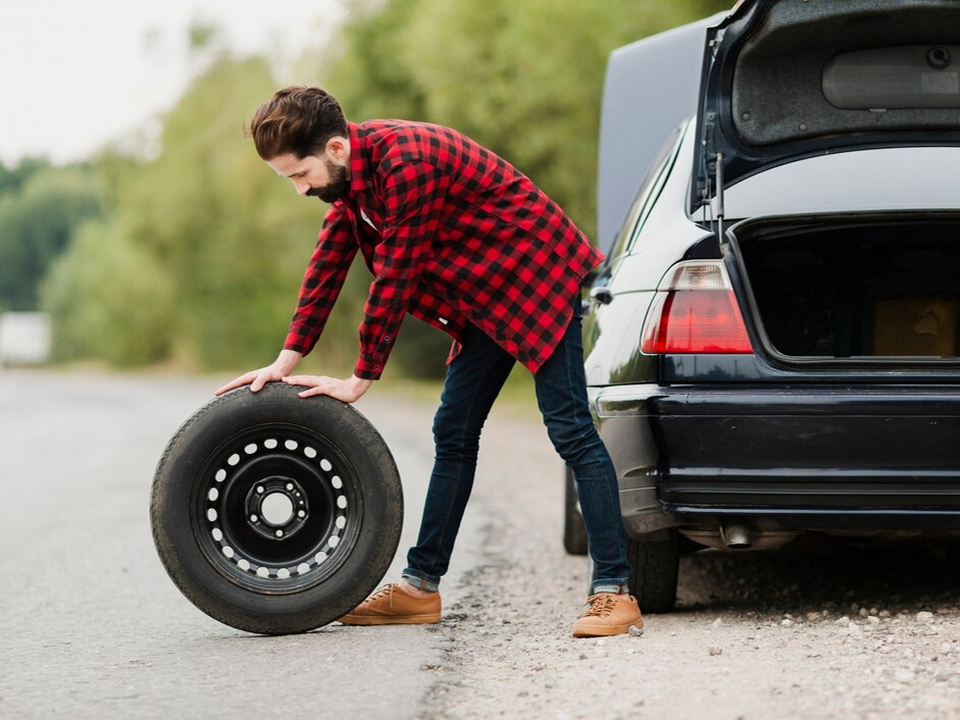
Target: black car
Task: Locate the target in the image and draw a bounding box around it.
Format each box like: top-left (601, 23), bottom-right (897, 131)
top-left (566, 0), bottom-right (960, 612)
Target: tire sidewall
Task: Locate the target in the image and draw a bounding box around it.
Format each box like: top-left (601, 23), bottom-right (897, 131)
top-left (150, 383), bottom-right (403, 634)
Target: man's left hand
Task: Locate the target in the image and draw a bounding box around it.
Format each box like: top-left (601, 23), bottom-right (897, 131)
top-left (282, 374), bottom-right (373, 403)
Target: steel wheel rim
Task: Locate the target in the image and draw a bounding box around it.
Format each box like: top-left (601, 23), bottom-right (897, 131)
top-left (192, 423), bottom-right (363, 594)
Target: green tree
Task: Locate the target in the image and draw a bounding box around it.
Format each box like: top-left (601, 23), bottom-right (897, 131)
top-left (295, 0), bottom-right (730, 377)
top-left (0, 157), bottom-right (50, 196)
top-left (0, 168), bottom-right (101, 310)
top-left (396, 0), bottom-right (729, 235)
top-left (41, 219), bottom-right (175, 365)
top-left (45, 53), bottom-right (375, 370)
top-left (321, 0), bottom-right (428, 122)
top-left (44, 2), bottom-right (732, 376)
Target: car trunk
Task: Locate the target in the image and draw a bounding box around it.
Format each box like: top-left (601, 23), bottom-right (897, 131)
top-left (729, 215), bottom-right (960, 362)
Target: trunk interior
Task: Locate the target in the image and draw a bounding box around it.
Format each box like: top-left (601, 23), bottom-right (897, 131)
top-left (733, 216), bottom-right (960, 360)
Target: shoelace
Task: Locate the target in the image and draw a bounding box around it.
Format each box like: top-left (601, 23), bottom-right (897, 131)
top-left (581, 593), bottom-right (617, 618)
top-left (366, 584), bottom-right (397, 604)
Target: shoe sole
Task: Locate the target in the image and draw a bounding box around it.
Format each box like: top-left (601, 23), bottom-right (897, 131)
top-left (338, 612), bottom-right (442, 626)
top-left (572, 620), bottom-right (644, 638)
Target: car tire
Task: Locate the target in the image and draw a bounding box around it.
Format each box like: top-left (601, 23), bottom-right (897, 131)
top-left (627, 532), bottom-right (679, 613)
top-left (150, 382), bottom-right (403, 635)
top-left (563, 468), bottom-right (589, 556)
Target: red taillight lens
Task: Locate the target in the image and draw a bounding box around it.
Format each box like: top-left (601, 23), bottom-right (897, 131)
top-left (641, 262), bottom-right (753, 354)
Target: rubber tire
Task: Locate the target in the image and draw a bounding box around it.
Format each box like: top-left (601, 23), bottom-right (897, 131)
top-left (150, 382), bottom-right (403, 635)
top-left (627, 531), bottom-right (680, 613)
top-left (563, 467), bottom-right (589, 556)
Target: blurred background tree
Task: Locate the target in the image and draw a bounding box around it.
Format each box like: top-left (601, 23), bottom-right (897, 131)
top-left (313, 0), bottom-right (730, 376)
top-left (33, 0), bottom-right (729, 375)
top-left (0, 164), bottom-right (101, 312)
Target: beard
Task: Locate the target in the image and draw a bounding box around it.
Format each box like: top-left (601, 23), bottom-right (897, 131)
top-left (306, 159), bottom-right (350, 203)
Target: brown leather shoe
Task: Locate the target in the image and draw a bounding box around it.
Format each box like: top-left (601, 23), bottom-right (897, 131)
top-left (572, 593), bottom-right (643, 638)
top-left (339, 583), bottom-right (441, 625)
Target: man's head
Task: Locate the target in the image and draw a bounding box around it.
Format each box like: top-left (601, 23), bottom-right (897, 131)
top-left (250, 86), bottom-right (351, 203)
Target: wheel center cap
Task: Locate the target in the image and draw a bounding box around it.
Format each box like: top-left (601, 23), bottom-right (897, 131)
top-left (244, 476), bottom-right (309, 540)
top-left (260, 492), bottom-right (294, 526)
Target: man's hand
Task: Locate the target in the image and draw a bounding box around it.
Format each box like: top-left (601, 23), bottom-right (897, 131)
top-left (215, 349), bottom-right (303, 396)
top-left (282, 374), bottom-right (373, 403)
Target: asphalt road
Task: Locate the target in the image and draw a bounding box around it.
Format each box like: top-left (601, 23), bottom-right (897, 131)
top-left (7, 370), bottom-right (960, 720)
top-left (0, 370), bottom-right (488, 720)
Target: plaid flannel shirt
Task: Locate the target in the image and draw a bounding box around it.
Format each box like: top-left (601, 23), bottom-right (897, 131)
top-left (283, 120), bottom-right (604, 380)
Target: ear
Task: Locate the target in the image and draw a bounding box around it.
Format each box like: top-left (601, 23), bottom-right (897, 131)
top-left (325, 136), bottom-right (348, 160)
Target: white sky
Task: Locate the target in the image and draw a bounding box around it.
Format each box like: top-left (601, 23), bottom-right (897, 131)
top-left (0, 0), bottom-right (345, 165)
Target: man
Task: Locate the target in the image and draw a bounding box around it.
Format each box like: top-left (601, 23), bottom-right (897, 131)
top-left (216, 86), bottom-right (642, 638)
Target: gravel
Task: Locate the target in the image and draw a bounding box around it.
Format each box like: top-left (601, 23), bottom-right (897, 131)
top-left (415, 401), bottom-right (960, 720)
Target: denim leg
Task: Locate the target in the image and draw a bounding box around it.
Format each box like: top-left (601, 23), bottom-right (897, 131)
top-left (533, 296), bottom-right (632, 591)
top-left (403, 323), bottom-right (516, 590)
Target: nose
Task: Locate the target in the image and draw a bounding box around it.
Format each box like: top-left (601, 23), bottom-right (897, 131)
top-left (295, 181), bottom-right (310, 196)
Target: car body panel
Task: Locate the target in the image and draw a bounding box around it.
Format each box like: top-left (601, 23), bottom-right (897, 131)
top-left (594, 381), bottom-right (960, 538)
top-left (719, 147), bottom-right (960, 220)
top-left (658, 384), bottom-right (960, 520)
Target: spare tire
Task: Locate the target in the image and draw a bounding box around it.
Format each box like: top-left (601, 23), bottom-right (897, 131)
top-left (150, 382), bottom-right (403, 635)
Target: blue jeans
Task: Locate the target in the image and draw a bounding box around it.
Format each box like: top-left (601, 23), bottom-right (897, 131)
top-left (402, 293), bottom-right (632, 595)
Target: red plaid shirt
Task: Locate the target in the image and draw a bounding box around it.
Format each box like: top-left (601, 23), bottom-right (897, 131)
top-left (284, 120), bottom-right (604, 380)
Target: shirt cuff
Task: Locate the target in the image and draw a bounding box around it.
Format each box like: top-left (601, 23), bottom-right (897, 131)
top-left (284, 328), bottom-right (315, 357)
top-left (354, 354), bottom-right (386, 380)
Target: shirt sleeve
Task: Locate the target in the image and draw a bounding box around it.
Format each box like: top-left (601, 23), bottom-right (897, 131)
top-left (284, 203), bottom-right (359, 357)
top-left (354, 161), bottom-right (448, 380)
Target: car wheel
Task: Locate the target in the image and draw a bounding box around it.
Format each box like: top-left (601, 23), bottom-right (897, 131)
top-left (150, 382), bottom-right (403, 635)
top-left (627, 531), bottom-right (679, 613)
top-left (563, 468), bottom-right (589, 555)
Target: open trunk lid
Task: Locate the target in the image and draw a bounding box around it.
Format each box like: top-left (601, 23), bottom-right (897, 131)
top-left (693, 0), bottom-right (960, 213)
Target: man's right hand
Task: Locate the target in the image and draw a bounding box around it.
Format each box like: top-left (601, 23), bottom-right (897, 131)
top-left (215, 349), bottom-right (303, 396)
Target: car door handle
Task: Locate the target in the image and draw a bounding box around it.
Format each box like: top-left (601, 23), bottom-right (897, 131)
top-left (589, 286), bottom-right (613, 305)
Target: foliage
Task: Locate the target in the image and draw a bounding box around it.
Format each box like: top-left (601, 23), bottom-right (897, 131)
top-left (0, 157), bottom-right (50, 196)
top-left (321, 0), bottom-right (428, 122)
top-left (306, 0), bottom-right (731, 377)
top-left (321, 0), bottom-right (730, 238)
top-left (41, 219), bottom-right (175, 365)
top-left (0, 167), bottom-right (101, 310)
top-left (43, 2), bottom-right (731, 376)
top-left (45, 56), bottom-right (301, 366)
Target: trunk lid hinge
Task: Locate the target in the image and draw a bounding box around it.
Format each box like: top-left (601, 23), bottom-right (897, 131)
top-left (698, 28), bottom-right (727, 246)
top-left (714, 151), bottom-right (726, 246)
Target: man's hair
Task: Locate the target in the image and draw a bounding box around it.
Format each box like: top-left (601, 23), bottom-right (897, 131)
top-left (248, 86), bottom-right (348, 160)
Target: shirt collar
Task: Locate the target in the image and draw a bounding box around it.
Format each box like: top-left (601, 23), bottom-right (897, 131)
top-left (348, 122), bottom-right (372, 196)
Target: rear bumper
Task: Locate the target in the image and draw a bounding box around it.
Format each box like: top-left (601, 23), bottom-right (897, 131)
top-left (592, 383), bottom-right (960, 537)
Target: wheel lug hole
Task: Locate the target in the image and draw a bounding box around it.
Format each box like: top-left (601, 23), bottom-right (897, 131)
top-left (250, 514), bottom-right (258, 522)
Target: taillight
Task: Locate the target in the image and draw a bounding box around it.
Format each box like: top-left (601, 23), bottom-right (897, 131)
top-left (640, 261), bottom-right (753, 354)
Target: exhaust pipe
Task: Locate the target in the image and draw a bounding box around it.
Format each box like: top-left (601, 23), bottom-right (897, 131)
top-left (720, 521), bottom-right (753, 549)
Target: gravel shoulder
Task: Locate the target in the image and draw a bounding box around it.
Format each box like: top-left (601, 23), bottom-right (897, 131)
top-left (421, 402), bottom-right (960, 720)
